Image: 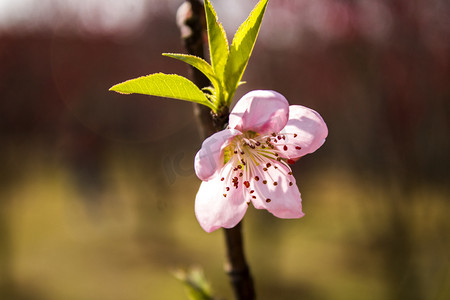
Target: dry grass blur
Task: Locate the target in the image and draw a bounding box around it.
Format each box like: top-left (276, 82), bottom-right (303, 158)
top-left (1, 144), bottom-right (448, 299)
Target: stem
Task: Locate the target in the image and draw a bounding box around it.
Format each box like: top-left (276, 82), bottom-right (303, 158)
top-left (177, 1), bottom-right (255, 299)
top-left (223, 223), bottom-right (255, 300)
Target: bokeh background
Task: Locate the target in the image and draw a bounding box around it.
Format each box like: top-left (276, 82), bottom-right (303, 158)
top-left (1, 0), bottom-right (449, 299)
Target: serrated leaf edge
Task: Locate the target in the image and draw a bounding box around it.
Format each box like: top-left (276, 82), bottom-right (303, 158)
top-left (223, 0), bottom-right (269, 105)
top-left (204, 0), bottom-right (229, 81)
top-left (162, 53), bottom-right (220, 91)
top-left (109, 73), bottom-right (217, 112)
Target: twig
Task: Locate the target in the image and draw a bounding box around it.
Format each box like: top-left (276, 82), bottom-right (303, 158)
top-left (223, 223), bottom-right (255, 300)
top-left (176, 1), bottom-right (255, 299)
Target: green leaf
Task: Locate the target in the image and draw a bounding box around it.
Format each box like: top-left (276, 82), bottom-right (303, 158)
top-left (162, 53), bottom-right (220, 90)
top-left (204, 0), bottom-right (229, 81)
top-left (223, 0), bottom-right (269, 104)
top-left (174, 268), bottom-right (213, 300)
top-left (109, 73), bottom-right (216, 111)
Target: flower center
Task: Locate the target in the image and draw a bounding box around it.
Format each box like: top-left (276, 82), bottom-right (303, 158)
top-left (221, 131), bottom-right (298, 203)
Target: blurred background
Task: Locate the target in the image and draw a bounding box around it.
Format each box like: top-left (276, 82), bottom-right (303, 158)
top-left (0, 0), bottom-right (449, 299)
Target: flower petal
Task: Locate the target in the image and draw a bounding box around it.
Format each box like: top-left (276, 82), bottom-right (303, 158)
top-left (277, 105), bottom-right (328, 160)
top-left (194, 129), bottom-right (241, 181)
top-left (249, 161), bottom-right (304, 218)
top-left (229, 90), bottom-right (289, 134)
top-left (195, 164), bottom-right (248, 232)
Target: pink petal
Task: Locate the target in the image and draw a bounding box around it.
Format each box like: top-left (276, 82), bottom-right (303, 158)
top-left (194, 129), bottom-right (241, 181)
top-left (229, 90), bottom-right (289, 134)
top-left (277, 105), bottom-right (328, 160)
top-left (195, 164), bottom-right (248, 232)
top-left (249, 161), bottom-right (304, 218)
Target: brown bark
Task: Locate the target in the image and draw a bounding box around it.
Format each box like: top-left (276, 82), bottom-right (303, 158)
top-left (176, 1), bottom-right (255, 299)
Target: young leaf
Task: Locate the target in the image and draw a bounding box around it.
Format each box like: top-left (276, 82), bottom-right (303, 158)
top-left (109, 73), bottom-right (216, 111)
top-left (223, 0), bottom-right (269, 104)
top-left (204, 0), bottom-right (229, 81)
top-left (162, 53), bottom-right (220, 91)
top-left (174, 268), bottom-right (213, 300)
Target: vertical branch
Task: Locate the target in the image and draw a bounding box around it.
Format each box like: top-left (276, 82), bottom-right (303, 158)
top-left (177, 0), bottom-right (215, 138)
top-left (176, 1), bottom-right (255, 299)
top-left (223, 223), bottom-right (255, 300)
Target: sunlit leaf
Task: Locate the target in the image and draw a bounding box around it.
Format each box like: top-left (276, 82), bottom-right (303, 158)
top-left (223, 0), bottom-right (269, 104)
top-left (163, 53), bottom-right (220, 90)
top-left (109, 73), bottom-right (216, 111)
top-left (204, 0), bottom-right (229, 81)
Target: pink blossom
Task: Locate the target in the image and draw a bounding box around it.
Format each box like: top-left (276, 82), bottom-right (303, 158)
top-left (194, 90), bottom-right (328, 232)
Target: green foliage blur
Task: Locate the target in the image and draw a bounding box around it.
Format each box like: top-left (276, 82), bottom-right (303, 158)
top-left (0, 0), bottom-right (448, 299)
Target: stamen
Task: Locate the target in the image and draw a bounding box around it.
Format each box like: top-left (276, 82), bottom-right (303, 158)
top-left (232, 177), bottom-right (239, 188)
top-left (226, 131), bottom-right (297, 204)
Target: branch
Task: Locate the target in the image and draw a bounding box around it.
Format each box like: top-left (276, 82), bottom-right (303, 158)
top-left (176, 1), bottom-right (255, 299)
top-left (223, 223), bottom-right (255, 300)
